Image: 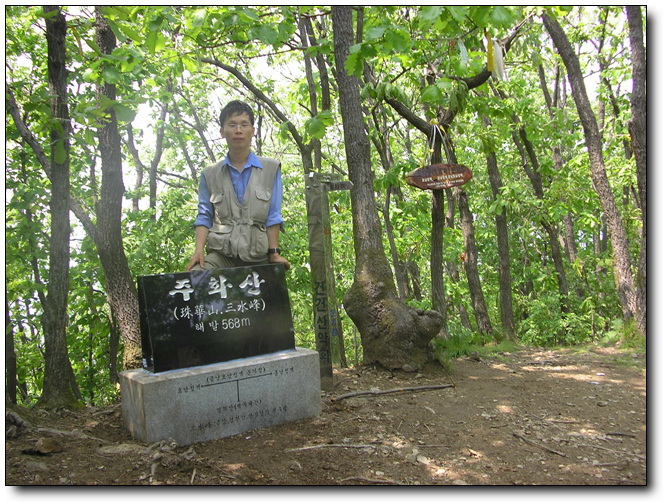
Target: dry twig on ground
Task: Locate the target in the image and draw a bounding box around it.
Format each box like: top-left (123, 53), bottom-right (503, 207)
top-left (331, 383), bottom-right (455, 402)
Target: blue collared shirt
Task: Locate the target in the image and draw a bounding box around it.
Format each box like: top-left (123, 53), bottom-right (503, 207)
top-left (194, 152), bottom-right (284, 229)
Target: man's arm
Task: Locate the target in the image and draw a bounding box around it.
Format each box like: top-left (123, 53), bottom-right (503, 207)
top-left (186, 225), bottom-right (210, 271)
top-left (266, 224), bottom-right (290, 271)
top-left (186, 173), bottom-right (213, 271)
top-left (264, 165), bottom-right (289, 270)
top-left (264, 165), bottom-right (284, 229)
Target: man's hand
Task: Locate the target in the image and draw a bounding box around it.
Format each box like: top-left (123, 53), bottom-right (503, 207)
top-left (185, 249), bottom-right (206, 271)
top-left (186, 226), bottom-right (210, 271)
top-left (269, 252), bottom-right (291, 271)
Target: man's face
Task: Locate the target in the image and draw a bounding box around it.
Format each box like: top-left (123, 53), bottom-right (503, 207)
top-left (220, 112), bottom-right (254, 150)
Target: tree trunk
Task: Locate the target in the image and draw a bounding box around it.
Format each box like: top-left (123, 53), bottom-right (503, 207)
top-left (517, 124), bottom-right (571, 314)
top-left (6, 295), bottom-right (17, 404)
top-left (149, 98), bottom-right (169, 213)
top-left (332, 5), bottom-right (441, 370)
top-left (482, 115), bottom-right (516, 341)
top-left (38, 6), bottom-right (79, 409)
top-left (626, 5), bottom-right (646, 337)
top-left (442, 135), bottom-right (494, 341)
top-left (368, 106), bottom-right (410, 301)
top-left (537, 65), bottom-right (578, 264)
top-left (455, 187), bottom-right (494, 341)
top-left (384, 185), bottom-right (409, 300)
top-left (429, 138), bottom-right (448, 337)
top-left (95, 7), bottom-right (143, 369)
top-left (543, 12), bottom-right (643, 335)
top-left (125, 95), bottom-right (168, 216)
top-left (7, 13), bottom-right (144, 374)
top-left (494, 80), bottom-right (571, 313)
top-left (444, 192), bottom-right (473, 331)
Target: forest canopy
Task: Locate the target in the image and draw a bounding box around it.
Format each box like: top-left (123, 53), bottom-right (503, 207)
top-left (5, 6), bottom-right (645, 408)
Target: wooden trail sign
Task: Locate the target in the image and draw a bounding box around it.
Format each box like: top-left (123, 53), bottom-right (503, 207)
top-left (305, 172), bottom-right (353, 391)
top-left (405, 163), bottom-right (472, 191)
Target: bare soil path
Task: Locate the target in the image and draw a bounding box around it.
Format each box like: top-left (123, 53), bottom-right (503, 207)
top-left (6, 345), bottom-right (646, 486)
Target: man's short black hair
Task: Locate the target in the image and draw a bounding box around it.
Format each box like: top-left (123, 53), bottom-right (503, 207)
top-left (219, 100), bottom-right (254, 127)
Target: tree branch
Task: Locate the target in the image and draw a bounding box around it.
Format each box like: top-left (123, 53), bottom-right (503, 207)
top-left (6, 81), bottom-right (97, 239)
top-left (386, 13), bottom-right (533, 131)
top-left (201, 57), bottom-right (306, 151)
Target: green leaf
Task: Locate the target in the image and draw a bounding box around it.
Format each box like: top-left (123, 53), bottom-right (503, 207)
top-left (307, 117), bottom-right (325, 139)
top-left (552, 6), bottom-right (574, 17)
top-left (154, 31), bottom-right (166, 52)
top-left (85, 37), bottom-right (102, 56)
top-left (119, 24), bottom-right (143, 43)
top-left (448, 6), bottom-right (469, 24)
top-left (257, 25), bottom-right (279, 46)
top-left (105, 18), bottom-right (128, 43)
top-left (181, 55), bottom-right (198, 73)
top-left (344, 50), bottom-right (364, 78)
top-left (146, 29), bottom-right (157, 54)
top-left (365, 26), bottom-right (387, 40)
top-left (102, 65), bottom-right (122, 85)
top-left (148, 15), bottom-right (163, 32)
top-left (192, 8), bottom-right (207, 28)
top-left (421, 84), bottom-right (442, 104)
top-left (82, 68), bottom-right (98, 83)
top-left (53, 139), bottom-right (66, 164)
top-left (490, 7), bottom-right (516, 29)
top-left (360, 42), bottom-right (378, 59)
top-left (385, 27), bottom-right (410, 53)
top-left (418, 6), bottom-right (443, 23)
top-left (279, 121), bottom-right (292, 141)
top-left (113, 103), bottom-right (136, 123)
top-left (83, 128), bottom-right (95, 146)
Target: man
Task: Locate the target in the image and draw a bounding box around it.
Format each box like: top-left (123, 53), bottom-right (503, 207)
top-left (186, 100), bottom-right (290, 272)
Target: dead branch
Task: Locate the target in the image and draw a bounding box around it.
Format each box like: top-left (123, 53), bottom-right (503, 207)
top-left (286, 443), bottom-right (379, 453)
top-left (37, 427), bottom-right (106, 443)
top-left (341, 476), bottom-right (408, 485)
top-left (606, 432), bottom-right (636, 438)
top-left (331, 383), bottom-right (455, 402)
top-left (512, 432), bottom-right (566, 457)
top-left (576, 443), bottom-right (646, 460)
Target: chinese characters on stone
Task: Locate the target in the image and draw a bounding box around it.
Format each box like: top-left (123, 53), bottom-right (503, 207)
top-left (168, 271), bottom-right (267, 332)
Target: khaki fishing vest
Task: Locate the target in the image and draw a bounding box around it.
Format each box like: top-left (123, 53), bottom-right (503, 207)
top-left (202, 157), bottom-right (280, 262)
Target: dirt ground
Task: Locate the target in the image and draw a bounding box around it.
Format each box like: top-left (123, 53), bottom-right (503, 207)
top-left (5, 345), bottom-right (647, 486)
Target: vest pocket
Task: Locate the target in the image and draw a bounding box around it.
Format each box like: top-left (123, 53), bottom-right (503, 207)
top-left (209, 192), bottom-right (226, 217)
top-left (246, 224), bottom-right (268, 261)
top-left (208, 223), bottom-right (233, 255)
top-left (253, 187), bottom-right (272, 218)
top-left (209, 192), bottom-right (224, 204)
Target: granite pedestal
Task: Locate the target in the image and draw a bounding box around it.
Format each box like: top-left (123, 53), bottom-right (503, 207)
top-left (120, 347), bottom-right (321, 446)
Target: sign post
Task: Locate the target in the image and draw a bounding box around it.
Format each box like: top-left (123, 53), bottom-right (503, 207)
top-left (305, 172), bottom-right (352, 391)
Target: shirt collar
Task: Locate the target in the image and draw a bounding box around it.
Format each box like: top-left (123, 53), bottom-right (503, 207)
top-left (223, 151), bottom-right (263, 171)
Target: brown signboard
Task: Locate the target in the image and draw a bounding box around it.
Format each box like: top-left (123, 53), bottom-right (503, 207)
top-left (405, 163), bottom-right (473, 191)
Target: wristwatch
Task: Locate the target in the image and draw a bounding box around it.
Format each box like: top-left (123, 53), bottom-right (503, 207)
top-left (267, 248), bottom-right (281, 255)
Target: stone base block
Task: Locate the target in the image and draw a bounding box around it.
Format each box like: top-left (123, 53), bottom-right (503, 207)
top-left (120, 347), bottom-right (321, 446)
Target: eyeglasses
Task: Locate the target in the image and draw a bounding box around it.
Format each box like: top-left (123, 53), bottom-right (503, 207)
top-left (225, 122), bottom-right (253, 131)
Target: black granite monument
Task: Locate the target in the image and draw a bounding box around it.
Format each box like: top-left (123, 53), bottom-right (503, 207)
top-left (137, 263), bottom-right (295, 373)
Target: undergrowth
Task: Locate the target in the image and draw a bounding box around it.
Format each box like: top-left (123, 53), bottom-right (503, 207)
top-left (431, 317), bottom-right (645, 373)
